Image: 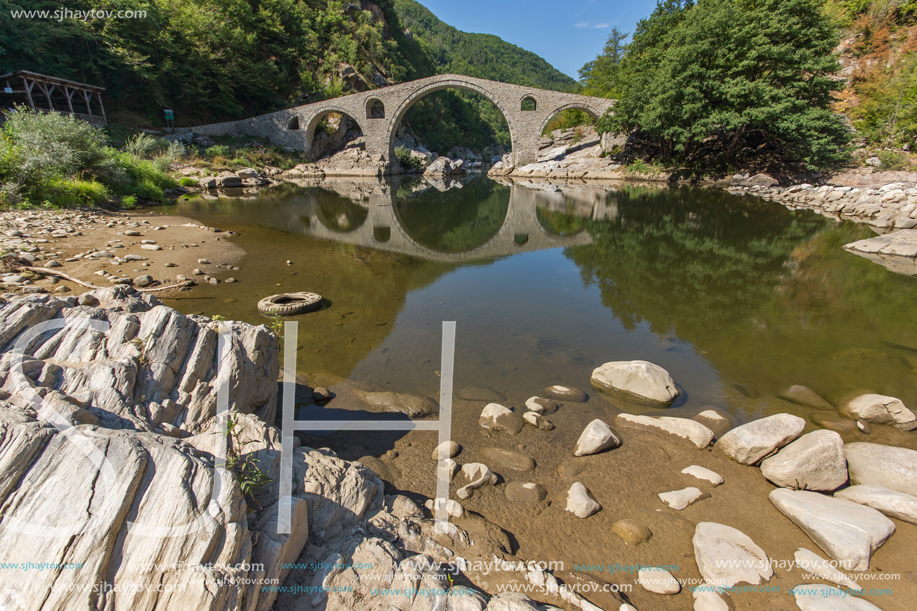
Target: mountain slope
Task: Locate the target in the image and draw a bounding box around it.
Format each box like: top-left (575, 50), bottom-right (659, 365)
top-left (392, 0), bottom-right (576, 90)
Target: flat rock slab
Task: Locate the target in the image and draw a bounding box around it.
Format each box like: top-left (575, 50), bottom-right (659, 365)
top-left (846, 229), bottom-right (917, 258)
top-left (659, 486), bottom-right (707, 510)
top-left (637, 567), bottom-right (680, 594)
top-left (845, 442), bottom-right (917, 497)
top-left (791, 584), bottom-right (884, 610)
top-left (769, 489), bottom-right (894, 571)
top-left (615, 413), bottom-right (714, 449)
top-left (573, 419), bottom-right (621, 456)
top-left (793, 548), bottom-right (861, 591)
top-left (591, 360), bottom-right (680, 405)
top-left (682, 465), bottom-right (724, 486)
top-left (835, 484), bottom-right (917, 525)
top-left (566, 482), bottom-right (600, 518)
top-left (693, 522), bottom-right (773, 587)
top-left (760, 430), bottom-right (848, 491)
top-left (715, 413), bottom-right (806, 465)
top-left (480, 447), bottom-right (536, 471)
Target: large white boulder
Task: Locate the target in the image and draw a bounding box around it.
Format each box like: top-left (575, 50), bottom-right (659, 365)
top-left (835, 484), bottom-right (917, 525)
top-left (573, 419), bottom-right (621, 456)
top-left (839, 393), bottom-right (915, 425)
top-left (845, 442), bottom-right (917, 497)
top-left (615, 413), bottom-right (714, 449)
top-left (591, 360), bottom-right (680, 404)
top-left (693, 522), bottom-right (773, 587)
top-left (715, 413), bottom-right (805, 465)
top-left (769, 489), bottom-right (894, 571)
top-left (759, 430), bottom-right (848, 491)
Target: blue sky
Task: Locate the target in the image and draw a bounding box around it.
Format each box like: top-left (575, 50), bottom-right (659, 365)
top-left (413, 0), bottom-right (659, 79)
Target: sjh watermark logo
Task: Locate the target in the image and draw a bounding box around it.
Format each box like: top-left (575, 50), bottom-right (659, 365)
top-left (9, 8), bottom-right (147, 21)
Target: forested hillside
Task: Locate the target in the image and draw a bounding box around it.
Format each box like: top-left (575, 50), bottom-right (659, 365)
top-left (0, 0), bottom-right (575, 155)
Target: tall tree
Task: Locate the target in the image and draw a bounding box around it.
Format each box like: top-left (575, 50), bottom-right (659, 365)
top-left (598, 0), bottom-right (850, 168)
top-left (579, 27), bottom-right (629, 97)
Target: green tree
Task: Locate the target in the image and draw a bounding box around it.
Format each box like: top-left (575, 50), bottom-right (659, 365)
top-left (578, 26), bottom-right (629, 97)
top-left (598, 0), bottom-right (850, 168)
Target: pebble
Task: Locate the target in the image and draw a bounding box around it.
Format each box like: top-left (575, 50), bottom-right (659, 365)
top-left (141, 245), bottom-right (162, 251)
top-left (164, 263), bottom-right (177, 267)
top-left (611, 519), bottom-right (652, 546)
top-left (311, 387), bottom-right (333, 402)
top-left (226, 278), bottom-right (236, 283)
top-left (524, 396), bottom-right (559, 415)
top-left (134, 275), bottom-right (153, 288)
top-left (478, 403), bottom-right (524, 434)
top-left (430, 441), bottom-right (460, 461)
top-left (565, 482), bottom-right (600, 518)
top-left (45, 260), bottom-right (62, 268)
top-left (192, 269), bottom-right (204, 275)
top-left (208, 278), bottom-right (219, 285)
top-left (523, 411), bottom-right (554, 430)
top-left (198, 259), bottom-right (210, 264)
top-left (659, 487), bottom-right (706, 510)
top-left (124, 230), bottom-right (141, 236)
top-left (573, 419), bottom-right (621, 456)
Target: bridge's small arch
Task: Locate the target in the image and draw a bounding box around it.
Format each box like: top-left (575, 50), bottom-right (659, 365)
top-left (521, 96), bottom-right (537, 112)
top-left (304, 107), bottom-right (365, 158)
top-left (373, 226), bottom-right (391, 243)
top-left (386, 78), bottom-right (515, 162)
top-left (287, 116), bottom-right (300, 130)
top-left (540, 104), bottom-right (600, 135)
top-left (366, 98), bottom-right (385, 119)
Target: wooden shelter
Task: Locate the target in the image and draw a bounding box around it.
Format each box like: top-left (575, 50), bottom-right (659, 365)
top-left (0, 70), bottom-right (107, 126)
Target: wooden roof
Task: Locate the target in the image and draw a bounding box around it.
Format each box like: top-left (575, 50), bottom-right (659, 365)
top-left (0, 70), bottom-right (105, 93)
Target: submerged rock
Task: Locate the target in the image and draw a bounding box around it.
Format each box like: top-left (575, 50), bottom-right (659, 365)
top-left (759, 430), bottom-right (848, 491)
top-left (543, 385), bottom-right (587, 402)
top-left (779, 385), bottom-right (834, 410)
top-left (458, 386), bottom-right (507, 402)
top-left (692, 408), bottom-right (734, 437)
top-left (591, 360), bottom-right (680, 405)
top-left (839, 393), bottom-right (916, 426)
top-left (505, 482), bottom-right (547, 504)
top-left (481, 447), bottom-right (535, 471)
top-left (522, 411), bottom-right (554, 430)
top-left (769, 489), bottom-right (894, 571)
top-left (715, 413), bottom-right (806, 465)
top-left (524, 396), bottom-right (558, 415)
top-left (352, 389), bottom-right (437, 418)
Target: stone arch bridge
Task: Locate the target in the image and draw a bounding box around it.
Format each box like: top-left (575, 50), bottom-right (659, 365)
top-left (178, 74), bottom-right (615, 168)
top-left (260, 180), bottom-right (620, 263)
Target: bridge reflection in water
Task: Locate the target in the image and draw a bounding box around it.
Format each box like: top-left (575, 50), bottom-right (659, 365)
top-left (197, 176), bottom-right (622, 262)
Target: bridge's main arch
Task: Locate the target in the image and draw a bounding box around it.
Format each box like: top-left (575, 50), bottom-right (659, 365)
top-left (179, 74), bottom-right (616, 171)
top-left (383, 76), bottom-right (516, 164)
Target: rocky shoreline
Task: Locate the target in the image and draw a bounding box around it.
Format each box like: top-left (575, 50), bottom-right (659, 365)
top-left (0, 288), bottom-right (915, 611)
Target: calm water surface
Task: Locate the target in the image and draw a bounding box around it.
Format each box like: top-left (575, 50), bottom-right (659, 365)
top-left (155, 176), bottom-right (917, 430)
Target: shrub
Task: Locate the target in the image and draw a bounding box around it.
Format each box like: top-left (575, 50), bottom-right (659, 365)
top-left (206, 145), bottom-right (230, 158)
top-left (121, 195), bottom-right (138, 209)
top-left (123, 133), bottom-right (161, 158)
top-left (395, 145), bottom-right (425, 170)
top-left (179, 177), bottom-right (199, 187)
